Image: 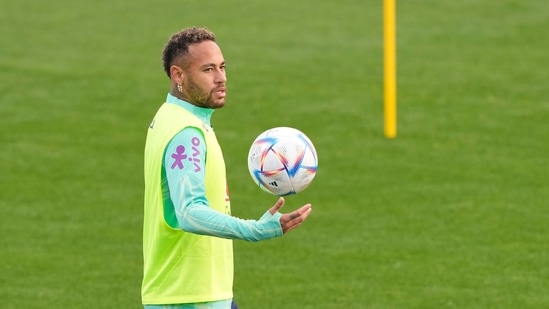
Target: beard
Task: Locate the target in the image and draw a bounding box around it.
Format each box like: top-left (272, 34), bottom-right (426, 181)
top-left (185, 77), bottom-right (225, 109)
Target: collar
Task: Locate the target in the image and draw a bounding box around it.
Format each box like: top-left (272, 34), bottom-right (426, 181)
top-left (166, 93), bottom-right (214, 126)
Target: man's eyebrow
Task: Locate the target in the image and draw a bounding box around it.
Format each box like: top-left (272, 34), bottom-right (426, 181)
top-left (199, 62), bottom-right (226, 69)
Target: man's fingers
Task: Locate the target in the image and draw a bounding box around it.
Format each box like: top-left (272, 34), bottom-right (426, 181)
top-left (282, 204), bottom-right (312, 233)
top-left (290, 204), bottom-right (312, 220)
top-left (268, 197), bottom-right (285, 215)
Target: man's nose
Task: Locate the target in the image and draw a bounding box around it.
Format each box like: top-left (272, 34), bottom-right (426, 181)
top-left (215, 69), bottom-right (226, 83)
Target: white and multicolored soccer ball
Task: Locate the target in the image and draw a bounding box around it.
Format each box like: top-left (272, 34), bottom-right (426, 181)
top-left (248, 127), bottom-right (318, 196)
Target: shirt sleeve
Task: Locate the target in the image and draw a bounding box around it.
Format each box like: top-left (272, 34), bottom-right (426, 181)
top-left (164, 127), bottom-right (283, 242)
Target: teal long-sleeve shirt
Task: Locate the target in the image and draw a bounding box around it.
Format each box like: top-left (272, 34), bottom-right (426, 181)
top-left (162, 93), bottom-right (283, 242)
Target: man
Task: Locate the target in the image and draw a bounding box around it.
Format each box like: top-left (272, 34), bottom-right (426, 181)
top-left (142, 27), bottom-right (313, 309)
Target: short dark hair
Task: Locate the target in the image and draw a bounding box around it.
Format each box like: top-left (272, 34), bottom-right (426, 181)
top-left (162, 27), bottom-right (217, 78)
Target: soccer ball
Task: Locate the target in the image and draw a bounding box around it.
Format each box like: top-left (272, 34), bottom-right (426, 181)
top-left (247, 127), bottom-right (318, 196)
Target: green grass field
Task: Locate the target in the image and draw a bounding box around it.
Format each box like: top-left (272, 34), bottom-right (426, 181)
top-left (1, 0), bottom-right (548, 308)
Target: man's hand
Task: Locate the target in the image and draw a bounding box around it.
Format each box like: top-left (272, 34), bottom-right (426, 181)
top-left (268, 197), bottom-right (312, 234)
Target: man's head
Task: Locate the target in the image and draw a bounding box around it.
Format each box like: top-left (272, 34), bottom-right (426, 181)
top-left (162, 27), bottom-right (227, 109)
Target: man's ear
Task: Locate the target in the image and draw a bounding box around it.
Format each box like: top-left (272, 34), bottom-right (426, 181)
top-left (170, 65), bottom-right (185, 84)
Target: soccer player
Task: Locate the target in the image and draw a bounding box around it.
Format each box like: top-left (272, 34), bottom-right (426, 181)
top-left (142, 27), bottom-right (313, 309)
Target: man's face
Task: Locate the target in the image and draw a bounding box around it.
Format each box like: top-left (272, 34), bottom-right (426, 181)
top-left (180, 40), bottom-right (227, 109)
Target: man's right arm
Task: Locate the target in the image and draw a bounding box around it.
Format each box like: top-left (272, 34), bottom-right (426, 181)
top-left (164, 127), bottom-right (284, 241)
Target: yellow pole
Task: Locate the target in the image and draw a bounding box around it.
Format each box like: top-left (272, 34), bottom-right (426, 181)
top-left (383, 0), bottom-right (397, 138)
